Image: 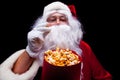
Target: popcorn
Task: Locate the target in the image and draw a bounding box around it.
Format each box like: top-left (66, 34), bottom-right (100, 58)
top-left (44, 47), bottom-right (81, 66)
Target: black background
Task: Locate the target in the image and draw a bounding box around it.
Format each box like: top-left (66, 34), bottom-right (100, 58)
top-left (0, 0), bottom-right (119, 80)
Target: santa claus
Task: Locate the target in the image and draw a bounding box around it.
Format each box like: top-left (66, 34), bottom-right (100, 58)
top-left (0, 1), bottom-right (112, 80)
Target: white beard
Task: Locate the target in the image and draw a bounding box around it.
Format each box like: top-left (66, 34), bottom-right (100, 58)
top-left (43, 24), bottom-right (82, 55)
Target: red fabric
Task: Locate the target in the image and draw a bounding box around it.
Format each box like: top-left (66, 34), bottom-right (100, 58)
top-left (79, 41), bottom-right (112, 80)
top-left (68, 5), bottom-right (77, 18)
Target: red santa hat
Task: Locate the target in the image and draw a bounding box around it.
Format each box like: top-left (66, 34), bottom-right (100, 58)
top-left (68, 4), bottom-right (77, 18)
top-left (42, 1), bottom-right (76, 21)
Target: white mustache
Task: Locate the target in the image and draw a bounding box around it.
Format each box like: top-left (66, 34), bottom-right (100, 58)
top-left (49, 24), bottom-right (71, 32)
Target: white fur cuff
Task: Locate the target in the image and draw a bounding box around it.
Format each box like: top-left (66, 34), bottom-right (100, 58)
top-left (0, 49), bottom-right (40, 80)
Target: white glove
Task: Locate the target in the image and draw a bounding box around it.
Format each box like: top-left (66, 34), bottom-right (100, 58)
top-left (26, 23), bottom-right (51, 58)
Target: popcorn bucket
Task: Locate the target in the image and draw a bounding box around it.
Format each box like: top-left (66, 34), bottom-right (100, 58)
top-left (41, 49), bottom-right (82, 80)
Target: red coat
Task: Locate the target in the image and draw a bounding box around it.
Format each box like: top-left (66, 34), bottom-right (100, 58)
top-left (79, 41), bottom-right (112, 80)
top-left (36, 40), bottom-right (112, 80)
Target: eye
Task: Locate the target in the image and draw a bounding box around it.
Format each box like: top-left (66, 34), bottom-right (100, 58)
top-left (60, 18), bottom-right (67, 21)
top-left (60, 16), bottom-right (68, 22)
top-left (47, 17), bottom-right (56, 22)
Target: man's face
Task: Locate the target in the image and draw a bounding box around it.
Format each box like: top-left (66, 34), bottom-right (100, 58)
top-left (46, 12), bottom-right (68, 27)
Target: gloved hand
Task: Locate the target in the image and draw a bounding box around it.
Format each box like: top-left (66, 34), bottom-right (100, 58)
top-left (26, 23), bottom-right (51, 58)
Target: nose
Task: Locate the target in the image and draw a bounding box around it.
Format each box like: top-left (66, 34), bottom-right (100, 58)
top-left (56, 19), bottom-right (60, 25)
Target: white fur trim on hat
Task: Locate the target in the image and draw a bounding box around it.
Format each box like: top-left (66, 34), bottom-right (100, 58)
top-left (42, 1), bottom-right (72, 21)
top-left (0, 49), bottom-right (40, 80)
